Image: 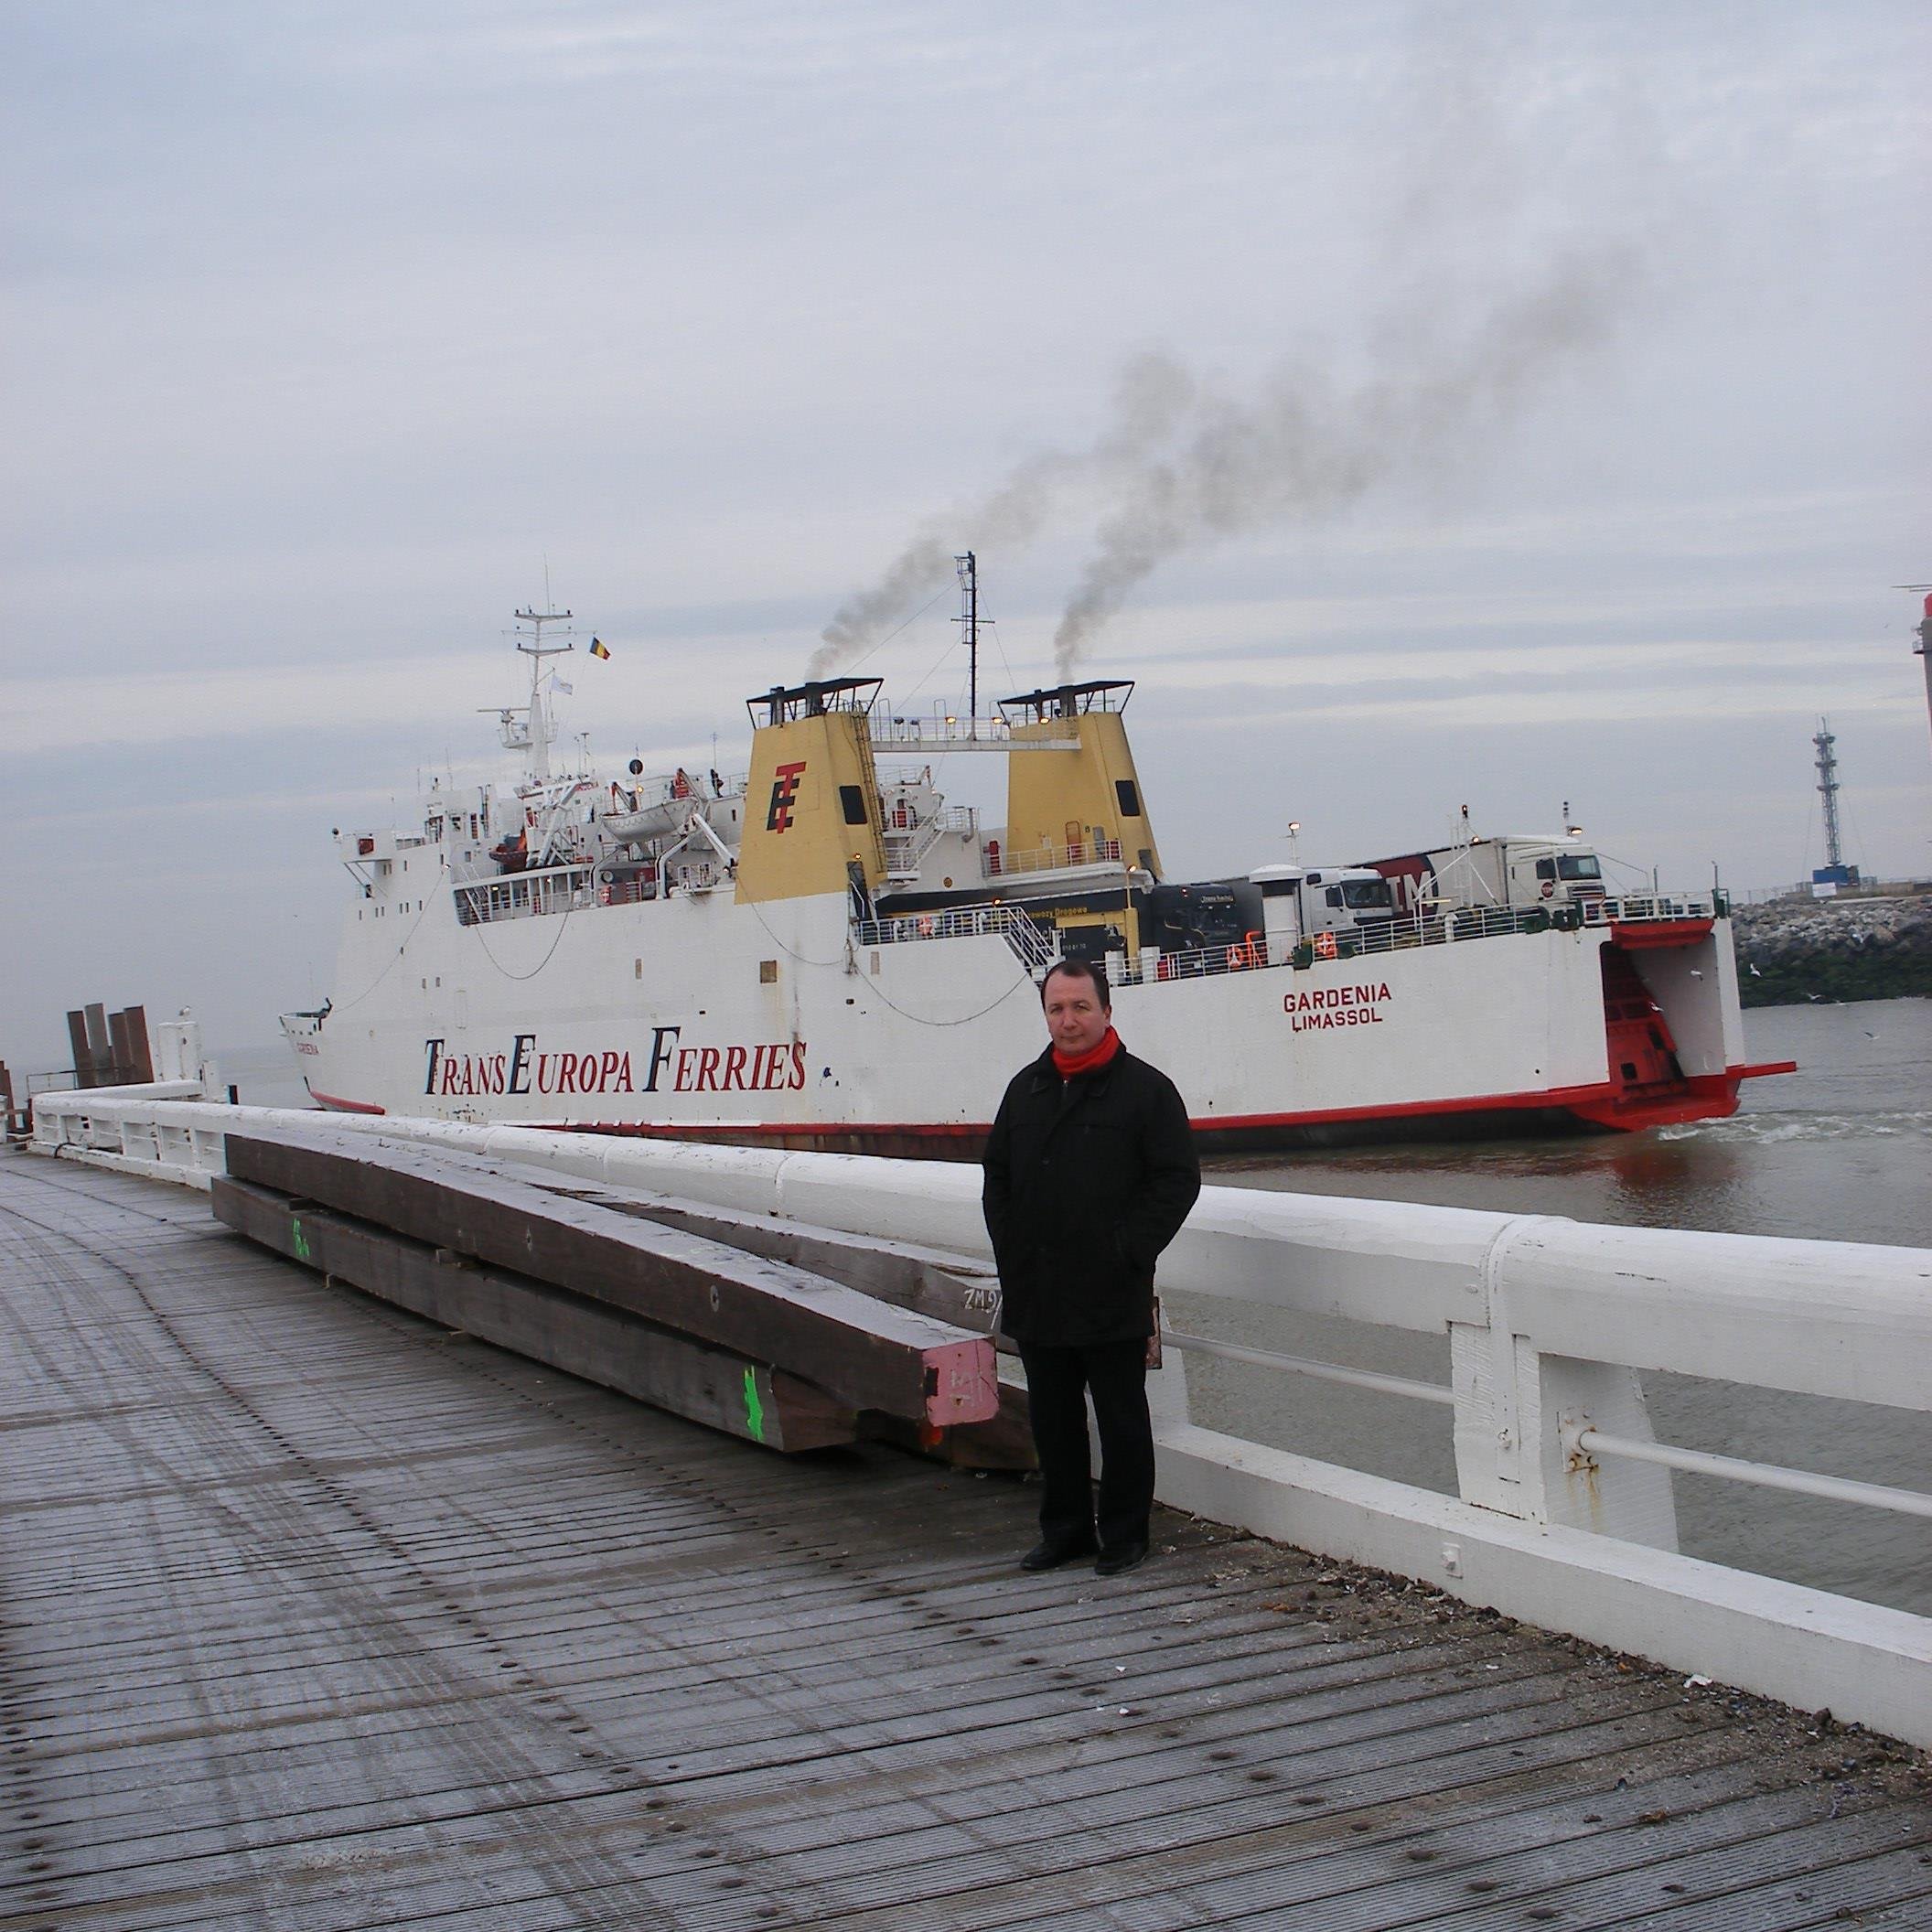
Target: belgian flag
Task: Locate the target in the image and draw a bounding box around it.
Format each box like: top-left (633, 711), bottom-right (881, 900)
top-left (589, 636), bottom-right (611, 660)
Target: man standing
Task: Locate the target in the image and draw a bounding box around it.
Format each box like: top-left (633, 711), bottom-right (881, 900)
top-left (982, 958), bottom-right (1201, 1577)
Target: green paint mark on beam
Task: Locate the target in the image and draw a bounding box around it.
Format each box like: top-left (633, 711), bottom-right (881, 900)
top-left (743, 1368), bottom-right (766, 1444)
top-left (290, 1218), bottom-right (312, 1264)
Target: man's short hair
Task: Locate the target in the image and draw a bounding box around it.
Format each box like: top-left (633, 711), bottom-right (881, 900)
top-left (1040, 957), bottom-right (1111, 1007)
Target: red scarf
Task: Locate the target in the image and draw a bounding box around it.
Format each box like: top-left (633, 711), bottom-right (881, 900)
top-left (1052, 1025), bottom-right (1122, 1079)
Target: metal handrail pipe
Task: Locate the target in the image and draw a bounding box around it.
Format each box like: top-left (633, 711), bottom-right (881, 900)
top-left (454, 857), bottom-right (596, 892)
top-left (1575, 1427), bottom-right (1932, 1521)
top-left (1164, 1327), bottom-right (1454, 1409)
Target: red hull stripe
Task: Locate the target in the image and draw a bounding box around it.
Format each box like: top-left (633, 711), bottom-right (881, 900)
top-left (1608, 918), bottom-right (1715, 950)
top-left (531, 1060), bottom-right (1789, 1145)
top-left (309, 1089), bottom-right (388, 1115)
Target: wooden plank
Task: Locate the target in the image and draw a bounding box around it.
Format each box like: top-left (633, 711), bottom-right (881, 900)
top-left (221, 1124), bottom-right (998, 1427)
top-left (107, 1006), bottom-right (136, 1086)
top-left (82, 1000), bottom-right (113, 1084)
top-left (120, 1004), bottom-right (156, 1083)
top-left (533, 1188), bottom-right (1035, 1470)
top-left (210, 1175), bottom-right (855, 1453)
top-left (66, 1006), bottom-right (94, 1087)
top-left (595, 1194), bottom-right (1006, 1339)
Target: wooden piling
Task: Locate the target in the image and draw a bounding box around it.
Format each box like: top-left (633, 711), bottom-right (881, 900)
top-left (65, 1008), bottom-right (95, 1088)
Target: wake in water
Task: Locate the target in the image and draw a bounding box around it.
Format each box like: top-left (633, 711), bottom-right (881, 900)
top-left (1658, 1111), bottom-right (1932, 1146)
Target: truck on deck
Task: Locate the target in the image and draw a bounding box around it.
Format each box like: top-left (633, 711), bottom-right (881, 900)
top-left (1361, 835), bottom-right (1607, 918)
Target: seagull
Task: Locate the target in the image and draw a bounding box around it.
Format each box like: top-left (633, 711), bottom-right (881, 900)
top-left (1748, 962), bottom-right (1762, 976)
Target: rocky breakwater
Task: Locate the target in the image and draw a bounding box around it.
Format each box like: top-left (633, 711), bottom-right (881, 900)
top-left (1732, 891), bottom-right (1932, 1008)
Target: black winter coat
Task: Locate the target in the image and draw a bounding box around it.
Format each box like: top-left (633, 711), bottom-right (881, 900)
top-left (982, 1042), bottom-right (1202, 1347)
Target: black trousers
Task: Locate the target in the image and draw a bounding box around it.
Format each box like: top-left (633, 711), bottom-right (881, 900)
top-left (1016, 1337), bottom-right (1154, 1553)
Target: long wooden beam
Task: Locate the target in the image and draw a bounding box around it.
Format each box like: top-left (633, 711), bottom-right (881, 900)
top-left (534, 1188), bottom-right (1036, 1470)
top-left (221, 1127), bottom-right (998, 1428)
top-left (589, 1194), bottom-right (1005, 1339)
top-left (212, 1175), bottom-right (855, 1453)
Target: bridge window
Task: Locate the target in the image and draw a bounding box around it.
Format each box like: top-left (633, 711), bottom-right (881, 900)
top-left (840, 785), bottom-right (868, 825)
top-left (1115, 778), bottom-right (1141, 818)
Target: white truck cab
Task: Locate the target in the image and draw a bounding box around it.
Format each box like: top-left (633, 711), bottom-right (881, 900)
top-left (1248, 864), bottom-right (1397, 957)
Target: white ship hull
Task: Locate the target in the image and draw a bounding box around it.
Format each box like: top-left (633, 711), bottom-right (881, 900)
top-left (288, 876), bottom-right (1766, 1152)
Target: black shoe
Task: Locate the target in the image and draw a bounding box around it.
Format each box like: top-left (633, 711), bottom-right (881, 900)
top-left (1020, 1538), bottom-right (1097, 1572)
top-left (1094, 1540), bottom-right (1150, 1577)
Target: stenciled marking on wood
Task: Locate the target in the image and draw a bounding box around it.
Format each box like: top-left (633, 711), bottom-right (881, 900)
top-left (289, 1216), bottom-right (312, 1263)
top-left (743, 1368), bottom-right (766, 1444)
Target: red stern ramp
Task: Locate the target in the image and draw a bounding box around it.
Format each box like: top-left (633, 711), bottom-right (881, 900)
top-left (1577, 928), bottom-right (1796, 1132)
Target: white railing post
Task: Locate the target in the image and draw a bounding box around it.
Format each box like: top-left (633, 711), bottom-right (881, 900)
top-left (1528, 1355), bottom-right (1681, 1548)
top-left (1453, 1215), bottom-right (1679, 1547)
top-left (1450, 1215), bottom-right (1553, 1519)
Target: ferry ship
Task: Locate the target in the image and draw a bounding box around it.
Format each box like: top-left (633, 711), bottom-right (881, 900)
top-left (281, 585), bottom-right (1788, 1152)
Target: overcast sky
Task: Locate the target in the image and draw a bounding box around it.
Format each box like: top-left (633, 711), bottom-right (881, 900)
top-left (5, 1), bottom-right (1927, 1072)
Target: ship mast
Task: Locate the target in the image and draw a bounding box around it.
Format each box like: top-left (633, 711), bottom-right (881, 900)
top-left (512, 604), bottom-right (574, 781)
top-left (954, 551), bottom-right (979, 739)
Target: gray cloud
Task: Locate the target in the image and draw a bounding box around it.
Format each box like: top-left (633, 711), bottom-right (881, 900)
top-left (809, 351), bottom-right (1197, 678)
top-left (816, 244), bottom-right (1637, 685)
top-left (1053, 246), bottom-right (1637, 679)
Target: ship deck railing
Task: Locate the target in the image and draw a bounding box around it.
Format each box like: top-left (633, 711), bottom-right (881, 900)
top-left (871, 714), bottom-right (1081, 751)
top-left (854, 900), bottom-right (1057, 971)
top-left (882, 805), bottom-right (977, 880)
top-left (983, 834), bottom-right (1126, 879)
top-left (444, 866), bottom-right (1722, 938)
top-left (453, 858), bottom-right (603, 925)
top-left (1581, 890), bottom-right (1718, 924)
top-left (1113, 893), bottom-right (1727, 985)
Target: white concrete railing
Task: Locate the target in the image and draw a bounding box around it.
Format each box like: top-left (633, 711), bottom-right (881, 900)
top-left (27, 1089), bottom-right (1932, 1746)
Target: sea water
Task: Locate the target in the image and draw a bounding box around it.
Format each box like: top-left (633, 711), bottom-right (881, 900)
top-left (1188, 996), bottom-right (1932, 1615)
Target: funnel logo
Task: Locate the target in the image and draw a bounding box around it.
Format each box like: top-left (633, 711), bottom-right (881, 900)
top-left (766, 760), bottom-right (807, 832)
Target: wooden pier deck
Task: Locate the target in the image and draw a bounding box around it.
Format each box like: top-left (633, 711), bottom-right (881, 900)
top-left (4, 1152), bottom-right (1928, 1932)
